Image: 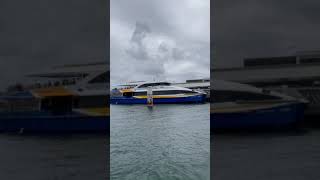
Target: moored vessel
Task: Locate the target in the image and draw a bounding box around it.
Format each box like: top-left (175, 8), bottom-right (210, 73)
top-left (111, 82), bottom-right (206, 104)
top-left (211, 80), bottom-right (307, 129)
top-left (0, 62), bottom-right (109, 132)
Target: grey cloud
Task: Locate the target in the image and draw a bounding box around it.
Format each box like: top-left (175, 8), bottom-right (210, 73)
top-left (131, 22), bottom-right (151, 45)
top-left (172, 48), bottom-right (186, 60)
top-left (126, 22), bottom-right (166, 79)
top-left (158, 43), bottom-right (170, 54)
top-left (0, 0), bottom-right (107, 90)
top-left (212, 0), bottom-right (320, 68)
top-left (126, 22), bottom-right (151, 60)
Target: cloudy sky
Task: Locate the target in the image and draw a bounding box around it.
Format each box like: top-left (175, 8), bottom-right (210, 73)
top-left (212, 0), bottom-right (320, 69)
top-left (111, 0), bottom-right (210, 86)
top-left (0, 0), bottom-right (107, 91)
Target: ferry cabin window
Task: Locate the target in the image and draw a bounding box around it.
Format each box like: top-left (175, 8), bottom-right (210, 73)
top-left (138, 82), bottom-right (171, 88)
top-left (300, 58), bottom-right (320, 64)
top-left (133, 90), bottom-right (197, 96)
top-left (211, 90), bottom-right (281, 103)
top-left (88, 72), bottom-right (108, 84)
top-left (153, 90), bottom-right (197, 95)
top-left (74, 95), bottom-right (109, 108)
top-left (41, 96), bottom-right (73, 114)
top-left (244, 56), bottom-right (296, 67)
top-left (123, 92), bottom-right (133, 97)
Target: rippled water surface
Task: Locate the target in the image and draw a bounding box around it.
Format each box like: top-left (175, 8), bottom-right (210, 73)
top-left (212, 124), bottom-right (320, 180)
top-left (0, 134), bottom-right (108, 180)
top-left (111, 104), bottom-right (210, 180)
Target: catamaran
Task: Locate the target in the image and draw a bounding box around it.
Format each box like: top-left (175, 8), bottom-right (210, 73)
top-left (211, 80), bottom-right (307, 129)
top-left (0, 62), bottom-right (109, 132)
top-left (111, 82), bottom-right (206, 104)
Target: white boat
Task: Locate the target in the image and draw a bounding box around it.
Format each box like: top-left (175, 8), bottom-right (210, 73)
top-left (213, 51), bottom-right (320, 115)
top-left (211, 80), bottom-right (307, 129)
top-left (0, 62), bottom-right (109, 132)
top-left (111, 82), bottom-right (206, 104)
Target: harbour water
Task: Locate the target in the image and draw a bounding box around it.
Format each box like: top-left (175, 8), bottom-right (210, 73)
top-left (110, 103), bottom-right (210, 180)
top-left (212, 120), bottom-right (320, 180)
top-left (0, 134), bottom-right (108, 180)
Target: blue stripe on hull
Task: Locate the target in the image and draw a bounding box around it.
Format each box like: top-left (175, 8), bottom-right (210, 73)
top-left (211, 103), bottom-right (305, 129)
top-left (111, 94), bottom-right (206, 104)
top-left (0, 115), bottom-right (109, 132)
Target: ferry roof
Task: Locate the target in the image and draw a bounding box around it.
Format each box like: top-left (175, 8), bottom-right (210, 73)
top-left (26, 61), bottom-right (108, 79)
top-left (117, 81), bottom-right (145, 86)
top-left (135, 81), bottom-right (171, 86)
top-left (133, 84), bottom-right (195, 92)
top-left (26, 72), bottom-right (88, 78)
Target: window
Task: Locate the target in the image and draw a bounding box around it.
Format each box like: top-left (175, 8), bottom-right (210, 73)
top-left (244, 56), bottom-right (296, 67)
top-left (133, 92), bottom-right (146, 96)
top-left (154, 90), bottom-right (197, 95)
top-left (301, 58), bottom-right (320, 64)
top-left (133, 90), bottom-right (197, 96)
top-left (74, 95), bottom-right (109, 108)
top-left (137, 82), bottom-right (171, 88)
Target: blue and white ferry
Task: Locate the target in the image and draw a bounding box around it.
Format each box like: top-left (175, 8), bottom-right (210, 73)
top-left (0, 62), bottom-right (109, 132)
top-left (111, 82), bottom-right (206, 104)
top-left (211, 80), bottom-right (307, 129)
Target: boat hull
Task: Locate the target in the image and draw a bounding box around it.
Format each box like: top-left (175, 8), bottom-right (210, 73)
top-left (110, 94), bottom-right (206, 104)
top-left (211, 103), bottom-right (305, 129)
top-left (0, 113), bottom-right (109, 132)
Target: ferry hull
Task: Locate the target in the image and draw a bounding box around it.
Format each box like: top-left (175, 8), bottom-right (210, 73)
top-left (0, 115), bottom-right (109, 133)
top-left (111, 94), bottom-right (206, 104)
top-left (211, 103), bottom-right (305, 130)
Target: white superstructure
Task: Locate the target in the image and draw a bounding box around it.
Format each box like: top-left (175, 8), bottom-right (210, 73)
top-left (124, 82), bottom-right (205, 97)
top-left (213, 51), bottom-right (320, 115)
top-left (24, 62), bottom-right (109, 96)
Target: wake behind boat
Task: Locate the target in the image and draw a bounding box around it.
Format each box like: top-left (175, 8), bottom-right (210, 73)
top-left (211, 80), bottom-right (307, 129)
top-left (111, 82), bottom-right (206, 104)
